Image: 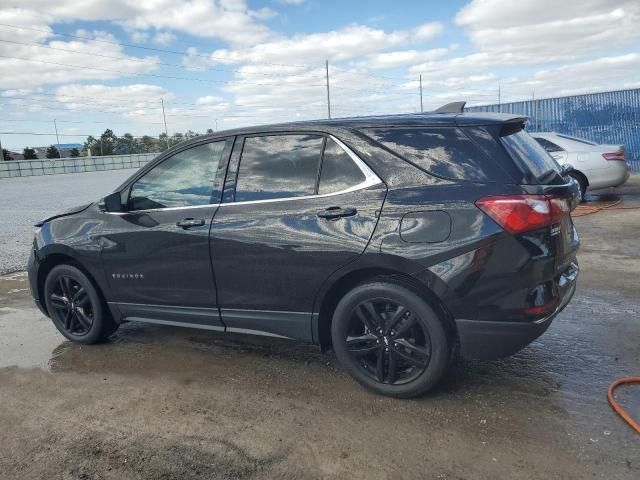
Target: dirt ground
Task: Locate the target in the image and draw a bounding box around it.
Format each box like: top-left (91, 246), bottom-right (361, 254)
top-left (1, 178), bottom-right (639, 479)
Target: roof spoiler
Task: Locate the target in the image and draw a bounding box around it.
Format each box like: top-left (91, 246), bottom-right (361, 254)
top-left (432, 101), bottom-right (466, 114)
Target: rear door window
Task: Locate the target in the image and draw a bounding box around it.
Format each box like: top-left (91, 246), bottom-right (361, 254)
top-left (235, 134), bottom-right (324, 202)
top-left (362, 127), bottom-right (490, 182)
top-left (500, 127), bottom-right (563, 185)
top-left (318, 137), bottom-right (366, 194)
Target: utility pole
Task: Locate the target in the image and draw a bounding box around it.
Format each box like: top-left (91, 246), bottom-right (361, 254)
top-left (325, 59), bottom-right (331, 119)
top-left (0, 135), bottom-right (3, 159)
top-left (53, 119), bottom-right (61, 157)
top-left (419, 74), bottom-right (423, 113)
top-left (161, 98), bottom-right (169, 150)
top-left (498, 86), bottom-right (501, 112)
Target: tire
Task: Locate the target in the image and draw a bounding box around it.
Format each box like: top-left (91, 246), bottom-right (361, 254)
top-left (43, 264), bottom-right (118, 344)
top-left (331, 281), bottom-right (450, 398)
top-left (569, 172), bottom-right (587, 202)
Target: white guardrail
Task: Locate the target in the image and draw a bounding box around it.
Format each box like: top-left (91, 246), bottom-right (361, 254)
top-left (0, 153), bottom-right (159, 178)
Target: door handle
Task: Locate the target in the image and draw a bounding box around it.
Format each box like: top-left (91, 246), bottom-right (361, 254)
top-left (176, 218), bottom-right (205, 229)
top-left (317, 207), bottom-right (357, 220)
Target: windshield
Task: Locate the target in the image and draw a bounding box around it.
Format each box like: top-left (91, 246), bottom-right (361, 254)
top-left (500, 128), bottom-right (563, 185)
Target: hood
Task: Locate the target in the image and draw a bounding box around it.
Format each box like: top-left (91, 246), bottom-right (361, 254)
top-left (34, 202), bottom-right (94, 227)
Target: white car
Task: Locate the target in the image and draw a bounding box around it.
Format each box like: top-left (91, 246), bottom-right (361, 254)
top-left (531, 132), bottom-right (629, 200)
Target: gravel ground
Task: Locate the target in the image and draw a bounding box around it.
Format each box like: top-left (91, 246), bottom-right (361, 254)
top-left (0, 172), bottom-right (638, 479)
top-left (0, 169), bottom-right (137, 274)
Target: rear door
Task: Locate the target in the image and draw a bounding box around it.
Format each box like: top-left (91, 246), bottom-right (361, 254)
top-left (100, 138), bottom-right (233, 328)
top-left (209, 132), bottom-right (386, 340)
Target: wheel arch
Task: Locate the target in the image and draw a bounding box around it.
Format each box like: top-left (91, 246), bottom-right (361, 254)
top-left (569, 168), bottom-right (589, 187)
top-left (37, 252), bottom-right (111, 320)
top-left (314, 265), bottom-right (457, 352)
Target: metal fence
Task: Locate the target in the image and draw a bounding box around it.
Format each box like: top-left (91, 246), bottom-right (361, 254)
top-left (0, 153), bottom-right (158, 179)
top-left (465, 88), bottom-right (640, 172)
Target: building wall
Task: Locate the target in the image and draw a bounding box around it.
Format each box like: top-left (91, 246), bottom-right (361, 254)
top-left (465, 88), bottom-right (640, 172)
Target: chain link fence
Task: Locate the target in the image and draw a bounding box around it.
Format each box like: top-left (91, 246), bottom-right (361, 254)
top-left (466, 88), bottom-right (640, 172)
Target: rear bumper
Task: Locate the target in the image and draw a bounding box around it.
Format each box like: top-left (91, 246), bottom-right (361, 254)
top-left (455, 261), bottom-right (578, 360)
top-left (588, 162), bottom-right (630, 190)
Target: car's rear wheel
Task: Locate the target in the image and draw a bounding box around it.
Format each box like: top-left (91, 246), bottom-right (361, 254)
top-left (569, 171), bottom-right (587, 202)
top-left (331, 281), bottom-right (450, 398)
top-left (44, 264), bottom-right (118, 344)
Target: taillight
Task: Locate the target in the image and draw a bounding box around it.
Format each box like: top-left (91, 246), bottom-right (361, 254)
top-left (475, 195), bottom-right (570, 235)
top-left (602, 151), bottom-right (625, 161)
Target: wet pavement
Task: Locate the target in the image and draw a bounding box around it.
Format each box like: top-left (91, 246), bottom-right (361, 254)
top-left (0, 178), bottom-right (639, 479)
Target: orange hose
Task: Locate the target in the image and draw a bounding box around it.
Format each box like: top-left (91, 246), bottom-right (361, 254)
top-left (607, 377), bottom-right (640, 433)
top-left (572, 199), bottom-right (623, 217)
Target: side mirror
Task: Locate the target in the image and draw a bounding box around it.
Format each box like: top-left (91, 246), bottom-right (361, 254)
top-left (98, 191), bottom-right (124, 213)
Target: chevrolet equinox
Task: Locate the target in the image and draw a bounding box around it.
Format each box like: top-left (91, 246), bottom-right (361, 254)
top-left (28, 102), bottom-right (580, 398)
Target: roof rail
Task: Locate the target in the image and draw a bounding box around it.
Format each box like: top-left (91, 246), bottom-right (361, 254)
top-left (432, 101), bottom-right (466, 114)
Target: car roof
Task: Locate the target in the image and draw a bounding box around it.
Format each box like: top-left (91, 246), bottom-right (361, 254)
top-left (196, 111), bottom-right (526, 140)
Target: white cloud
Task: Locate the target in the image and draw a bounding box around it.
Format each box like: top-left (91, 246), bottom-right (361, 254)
top-left (0, 30), bottom-right (159, 89)
top-left (195, 95), bottom-right (225, 105)
top-left (130, 30), bottom-right (150, 43)
top-left (6, 1), bottom-right (276, 46)
top-left (456, 0), bottom-right (640, 62)
top-left (152, 31), bottom-right (176, 46)
top-left (278, 0), bottom-right (306, 5)
top-left (364, 47), bottom-right (451, 70)
top-left (204, 22), bottom-right (444, 65)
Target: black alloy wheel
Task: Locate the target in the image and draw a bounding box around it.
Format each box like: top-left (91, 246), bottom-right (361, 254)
top-left (44, 264), bottom-right (118, 343)
top-left (346, 299), bottom-right (431, 385)
top-left (332, 281), bottom-right (450, 398)
top-left (49, 275), bottom-right (94, 336)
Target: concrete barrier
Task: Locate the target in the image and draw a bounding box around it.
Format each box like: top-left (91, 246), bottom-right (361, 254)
top-left (0, 153), bottom-right (159, 178)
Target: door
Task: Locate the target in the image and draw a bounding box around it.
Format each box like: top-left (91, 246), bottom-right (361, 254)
top-left (100, 138), bottom-right (233, 328)
top-left (209, 133), bottom-right (386, 340)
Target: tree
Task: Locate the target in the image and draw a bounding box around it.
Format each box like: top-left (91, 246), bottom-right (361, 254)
top-left (45, 145), bottom-right (60, 159)
top-left (69, 148), bottom-right (80, 157)
top-left (99, 129), bottom-right (117, 156)
top-left (115, 133), bottom-right (138, 154)
top-left (23, 147), bottom-right (38, 160)
top-left (206, 128), bottom-right (214, 135)
top-left (138, 135), bottom-right (158, 153)
top-left (171, 132), bottom-right (184, 145)
top-left (84, 129), bottom-right (119, 156)
top-left (159, 132), bottom-right (169, 151)
top-left (2, 148), bottom-right (12, 161)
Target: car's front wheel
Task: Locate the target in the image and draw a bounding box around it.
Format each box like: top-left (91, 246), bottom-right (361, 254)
top-left (331, 280), bottom-right (450, 398)
top-left (44, 264), bottom-right (118, 344)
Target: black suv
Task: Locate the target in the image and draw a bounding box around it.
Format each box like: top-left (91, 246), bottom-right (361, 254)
top-left (28, 103), bottom-right (580, 398)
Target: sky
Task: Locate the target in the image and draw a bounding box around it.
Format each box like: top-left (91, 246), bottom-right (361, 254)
top-left (0, 0), bottom-right (639, 150)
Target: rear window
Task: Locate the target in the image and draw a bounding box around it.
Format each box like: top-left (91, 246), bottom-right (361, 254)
top-left (362, 127), bottom-right (490, 182)
top-left (533, 137), bottom-right (564, 153)
top-left (500, 127), bottom-right (563, 185)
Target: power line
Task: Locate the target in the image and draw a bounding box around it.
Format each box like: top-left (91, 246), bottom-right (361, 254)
top-left (0, 22), bottom-right (311, 68)
top-left (0, 54), bottom-right (326, 88)
top-left (0, 38), bottom-right (324, 80)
